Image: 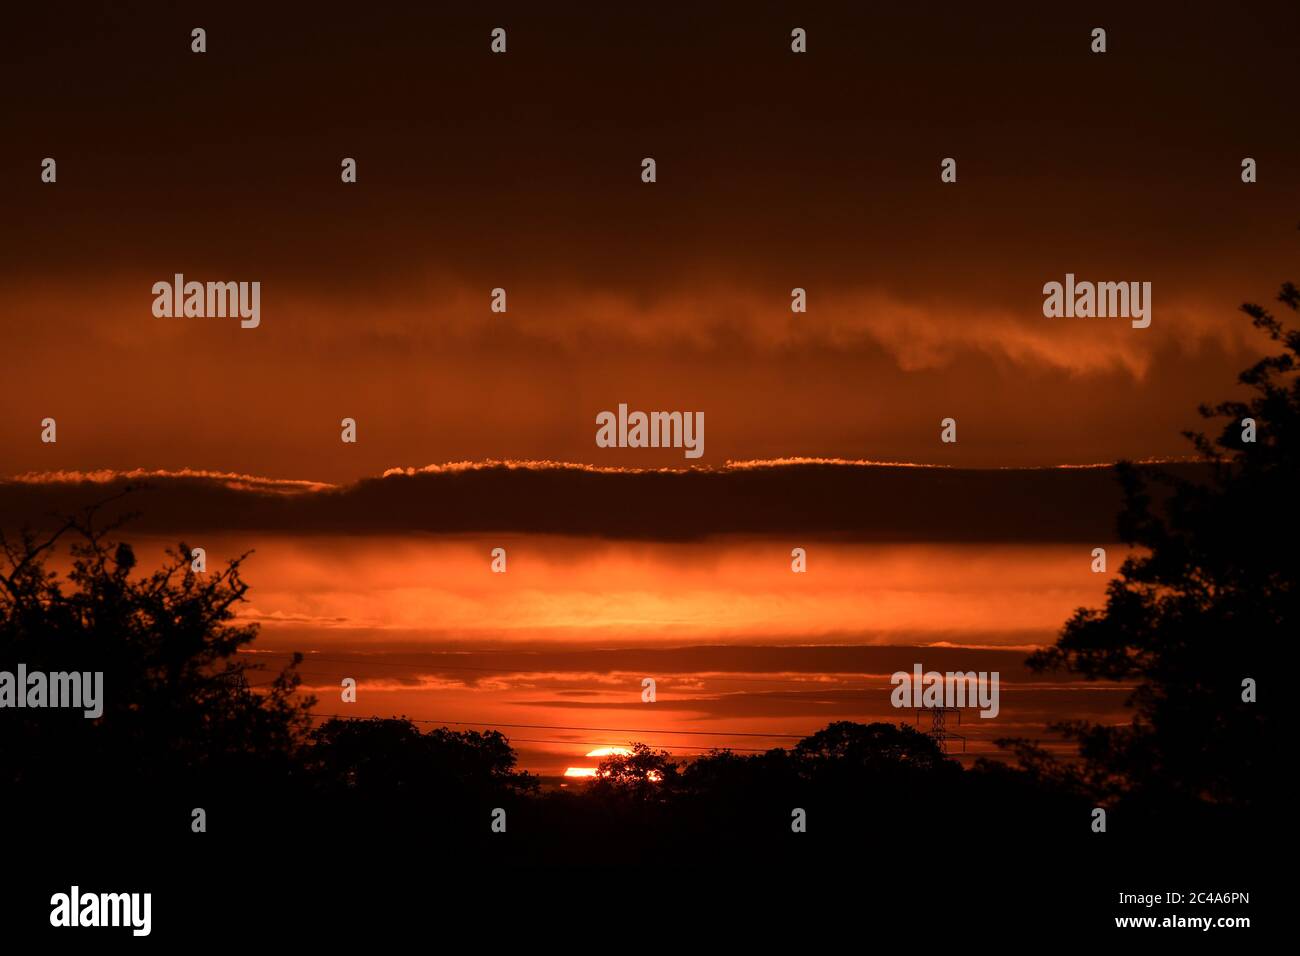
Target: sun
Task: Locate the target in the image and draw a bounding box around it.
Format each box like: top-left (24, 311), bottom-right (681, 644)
top-left (584, 746), bottom-right (633, 758)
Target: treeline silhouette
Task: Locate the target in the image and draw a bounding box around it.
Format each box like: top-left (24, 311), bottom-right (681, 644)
top-left (3, 283), bottom-right (1291, 868)
top-left (0, 508), bottom-right (1128, 865)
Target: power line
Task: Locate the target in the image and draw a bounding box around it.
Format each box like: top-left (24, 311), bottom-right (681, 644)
top-left (236, 681), bottom-right (985, 758)
top-left (239, 679), bottom-right (833, 748)
top-left (234, 684), bottom-right (791, 751)
top-left (300, 716), bottom-right (783, 753)
top-left (486, 736), bottom-right (775, 755)
top-left (305, 712), bottom-right (806, 740)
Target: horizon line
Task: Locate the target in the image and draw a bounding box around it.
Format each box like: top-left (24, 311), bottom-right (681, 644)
top-left (3, 455), bottom-right (1204, 491)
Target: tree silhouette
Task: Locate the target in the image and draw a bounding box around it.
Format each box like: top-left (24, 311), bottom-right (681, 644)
top-left (0, 497), bottom-right (313, 830)
top-left (1022, 282), bottom-right (1295, 814)
top-left (793, 720), bottom-right (952, 778)
top-left (306, 716), bottom-right (537, 804)
top-left (590, 741), bottom-right (680, 802)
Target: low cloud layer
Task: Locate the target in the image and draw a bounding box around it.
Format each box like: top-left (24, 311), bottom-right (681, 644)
top-left (0, 459), bottom-right (1205, 540)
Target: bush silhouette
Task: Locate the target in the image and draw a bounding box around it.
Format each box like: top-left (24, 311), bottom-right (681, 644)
top-left (0, 499), bottom-right (312, 836)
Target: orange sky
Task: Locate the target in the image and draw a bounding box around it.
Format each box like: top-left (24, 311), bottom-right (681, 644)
top-left (3, 3), bottom-right (1295, 776)
top-left (3, 4), bottom-right (1298, 479)
top-left (90, 531), bottom-right (1127, 776)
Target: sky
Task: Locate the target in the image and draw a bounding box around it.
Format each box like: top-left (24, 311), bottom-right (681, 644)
top-left (3, 466), bottom-right (1145, 774)
top-left (2, 2), bottom-right (1298, 479)
top-left (28, 526), bottom-right (1133, 776)
top-left (2, 2), bottom-right (1296, 774)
